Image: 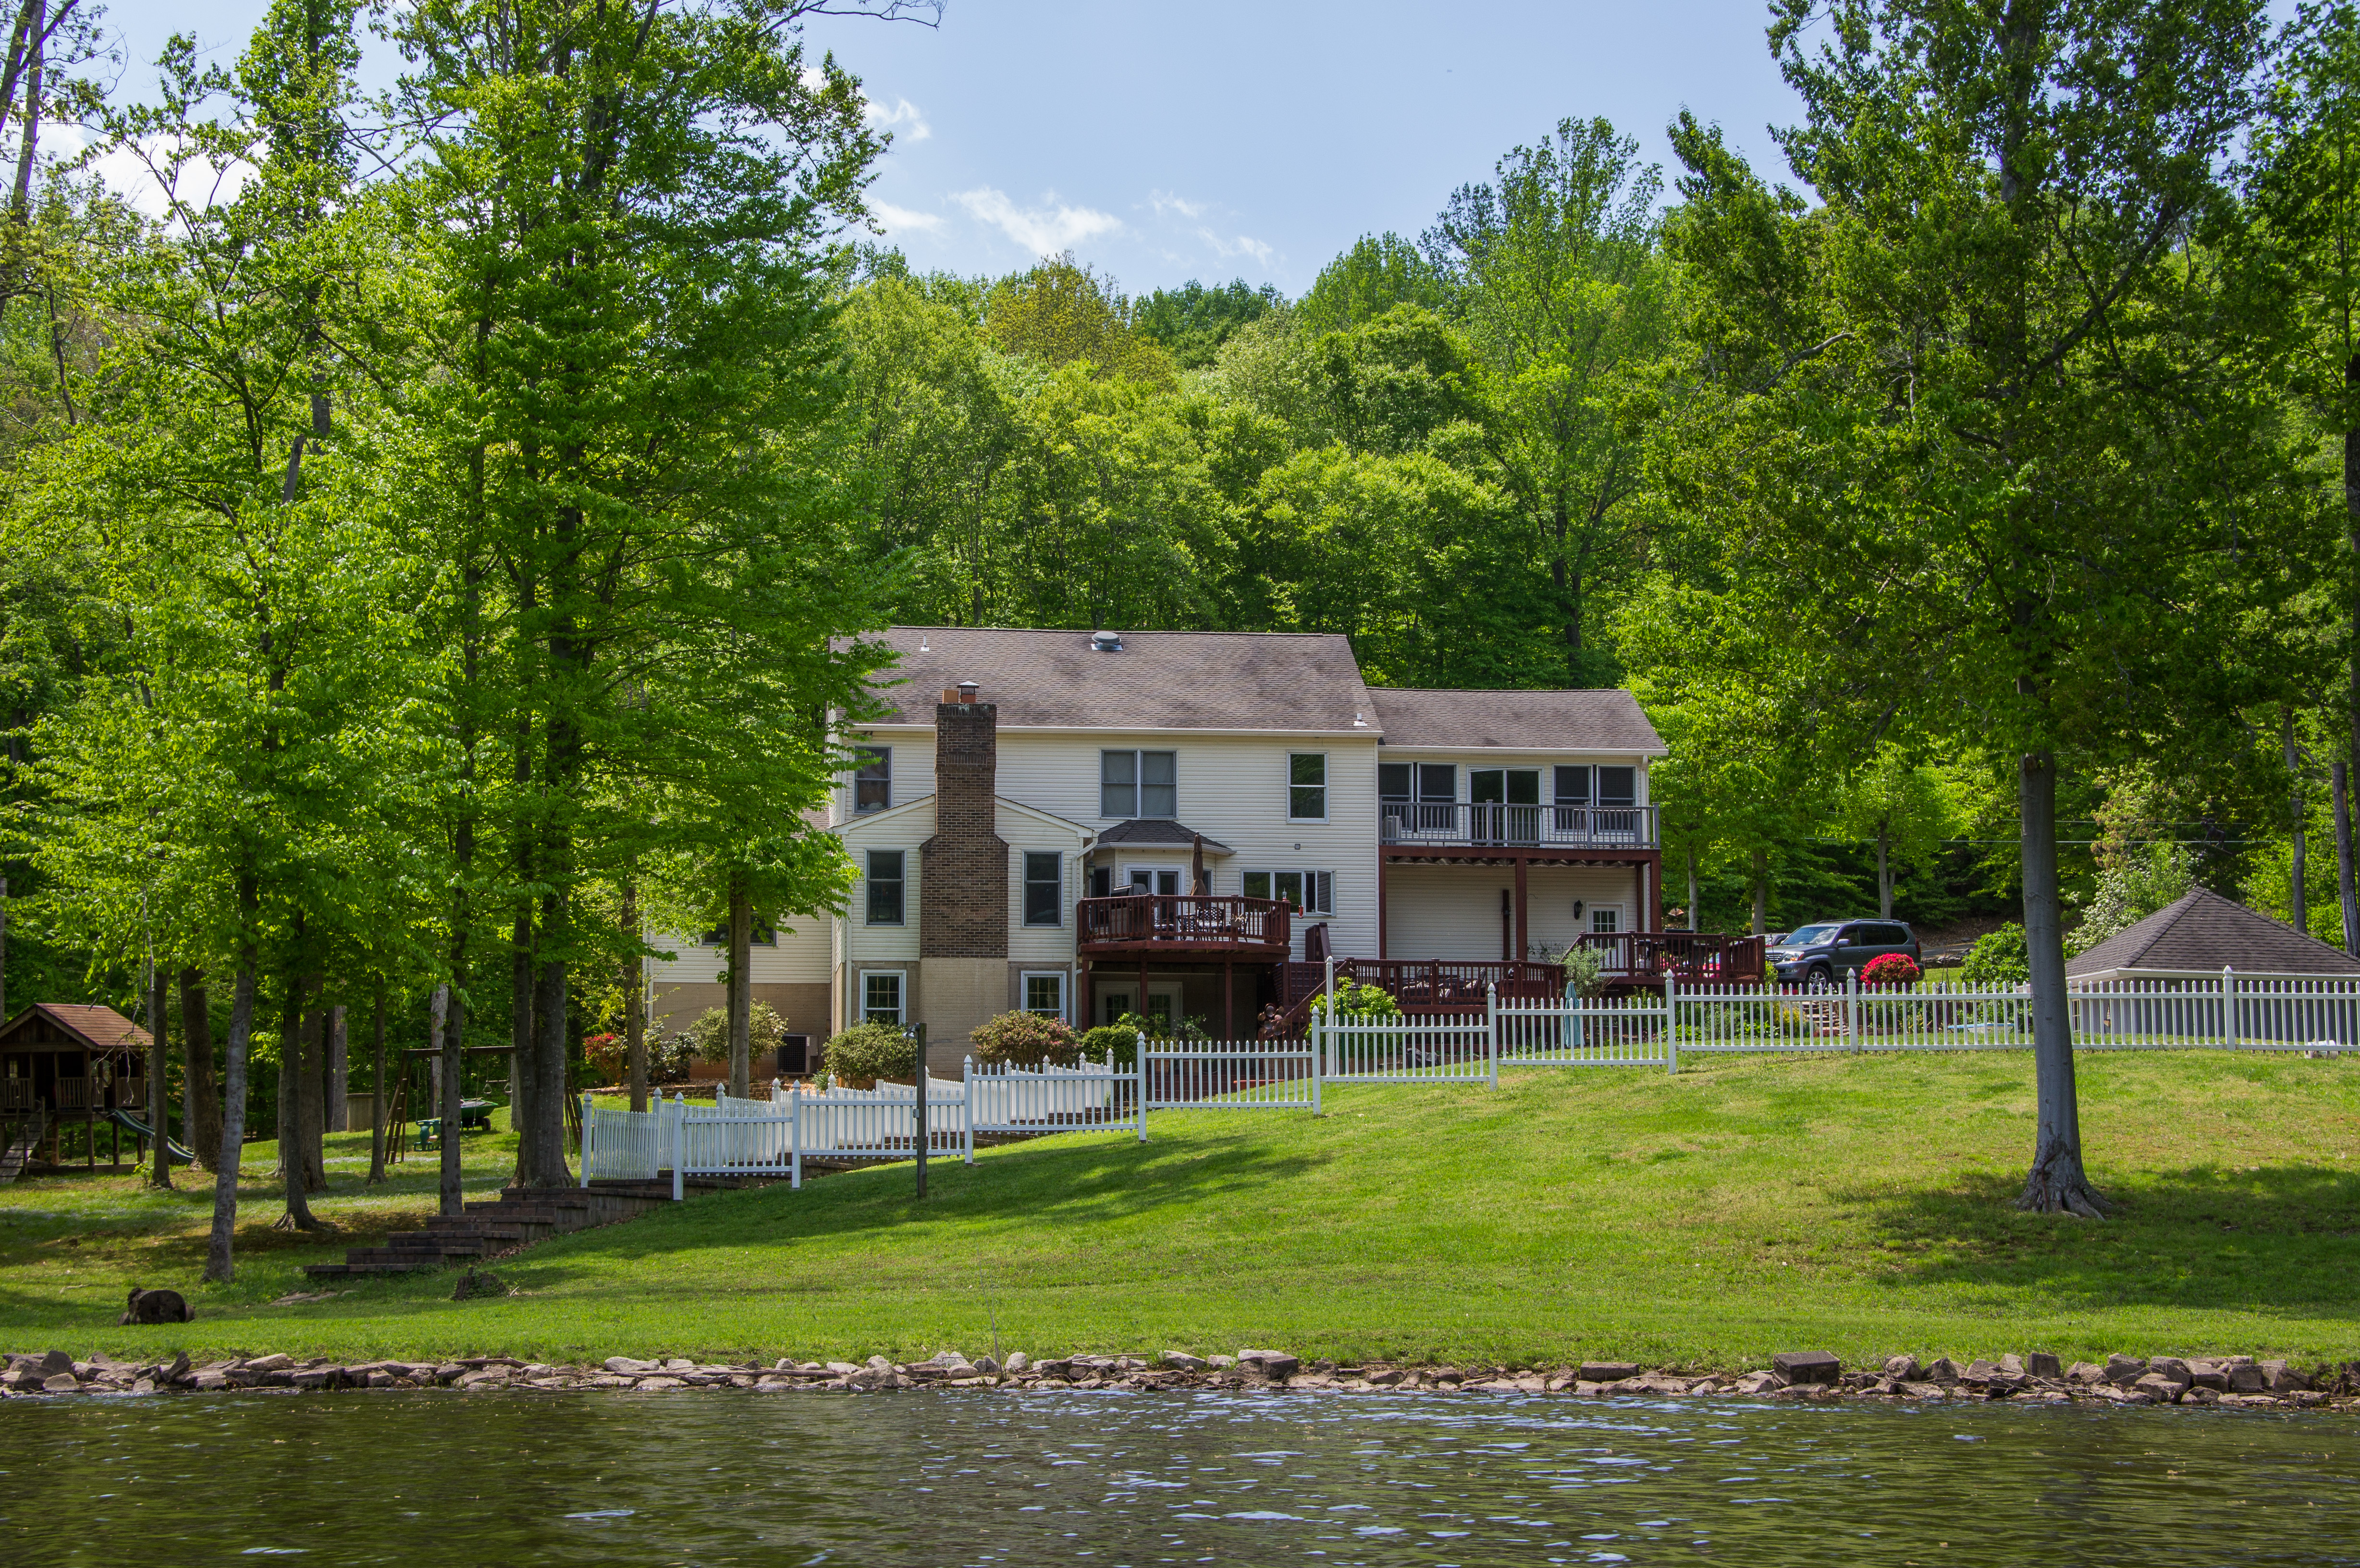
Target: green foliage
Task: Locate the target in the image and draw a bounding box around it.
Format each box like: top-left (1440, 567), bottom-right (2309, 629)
top-left (1308, 979), bottom-right (1401, 1018)
top-left (2067, 846), bottom-right (2197, 958)
top-left (970, 1009), bottom-right (1081, 1067)
top-left (1136, 278), bottom-right (1283, 369)
top-left (678, 1004), bottom-right (789, 1068)
top-left (1296, 233), bottom-right (1446, 335)
top-left (1561, 944), bottom-right (1608, 1000)
top-left (1960, 926), bottom-right (2030, 989)
top-left (985, 254), bottom-right (1173, 382)
top-left (1078, 1023), bottom-right (1140, 1067)
top-left (821, 1021), bottom-right (915, 1087)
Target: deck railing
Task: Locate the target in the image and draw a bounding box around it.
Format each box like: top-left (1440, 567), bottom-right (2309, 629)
top-left (1280, 958), bottom-right (1563, 1013)
top-left (1077, 894), bottom-right (1291, 953)
top-left (1575, 931), bottom-right (1766, 986)
top-left (1380, 802), bottom-right (1658, 851)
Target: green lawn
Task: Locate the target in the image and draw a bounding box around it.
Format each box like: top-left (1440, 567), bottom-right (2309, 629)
top-left (7, 1052), bottom-right (2359, 1373)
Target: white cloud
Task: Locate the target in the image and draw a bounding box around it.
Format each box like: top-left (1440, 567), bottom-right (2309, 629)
top-left (54, 122), bottom-right (257, 223)
top-left (1197, 228), bottom-right (1274, 266)
top-left (864, 95), bottom-right (931, 142)
top-left (953, 187), bottom-right (1123, 256)
top-left (1149, 189), bottom-right (1206, 220)
top-left (870, 200), bottom-right (944, 234)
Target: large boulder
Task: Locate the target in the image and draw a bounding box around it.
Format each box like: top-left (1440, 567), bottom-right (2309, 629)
top-left (1771, 1351), bottom-right (1840, 1386)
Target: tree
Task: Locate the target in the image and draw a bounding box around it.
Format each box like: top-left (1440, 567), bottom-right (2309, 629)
top-left (1674, 0), bottom-right (2282, 1214)
top-left (1425, 118), bottom-right (1675, 685)
top-left (1837, 746), bottom-right (1952, 919)
top-left (1296, 233), bottom-right (1446, 335)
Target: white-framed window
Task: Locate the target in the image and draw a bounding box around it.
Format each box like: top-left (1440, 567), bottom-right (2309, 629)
top-left (1023, 852), bottom-right (1063, 926)
top-left (865, 849), bottom-right (905, 925)
top-left (700, 918), bottom-right (776, 946)
top-left (860, 969), bottom-right (906, 1025)
top-left (1100, 749), bottom-right (1177, 818)
top-left (1021, 971), bottom-right (1067, 1021)
top-left (853, 747), bottom-right (892, 813)
top-left (1590, 907), bottom-right (1622, 935)
top-left (1243, 870), bottom-right (1333, 915)
top-left (1288, 752), bottom-right (1327, 820)
top-left (1127, 866), bottom-right (1181, 896)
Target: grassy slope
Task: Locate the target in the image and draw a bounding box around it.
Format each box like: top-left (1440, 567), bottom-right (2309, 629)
top-left (5, 1053), bottom-right (2358, 1371)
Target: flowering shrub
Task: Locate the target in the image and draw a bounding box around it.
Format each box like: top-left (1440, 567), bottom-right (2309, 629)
top-left (583, 1032), bottom-right (624, 1084)
top-left (971, 1010), bottom-right (1081, 1067)
top-left (1861, 952), bottom-right (1922, 989)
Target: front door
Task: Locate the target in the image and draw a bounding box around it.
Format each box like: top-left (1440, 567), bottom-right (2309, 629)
top-left (1470, 769), bottom-right (1541, 843)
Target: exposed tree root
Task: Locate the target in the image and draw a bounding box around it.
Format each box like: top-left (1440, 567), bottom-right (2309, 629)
top-left (2017, 1167), bottom-right (2112, 1219)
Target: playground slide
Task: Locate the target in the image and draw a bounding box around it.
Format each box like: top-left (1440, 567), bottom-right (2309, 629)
top-left (104, 1108), bottom-right (197, 1164)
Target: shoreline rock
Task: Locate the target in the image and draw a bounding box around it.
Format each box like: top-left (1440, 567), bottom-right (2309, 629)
top-left (5, 1346), bottom-right (2355, 1410)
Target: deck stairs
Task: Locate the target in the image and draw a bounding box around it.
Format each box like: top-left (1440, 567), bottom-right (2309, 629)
top-left (301, 1174), bottom-right (768, 1278)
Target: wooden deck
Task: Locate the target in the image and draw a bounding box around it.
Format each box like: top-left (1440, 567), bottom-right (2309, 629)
top-left (1077, 894), bottom-right (1291, 959)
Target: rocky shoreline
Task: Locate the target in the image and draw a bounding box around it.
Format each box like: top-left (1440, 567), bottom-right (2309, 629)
top-left (7, 1345), bottom-right (2356, 1408)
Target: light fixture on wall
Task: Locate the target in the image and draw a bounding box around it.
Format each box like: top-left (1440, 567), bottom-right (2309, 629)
top-left (1573, 900), bottom-right (1586, 919)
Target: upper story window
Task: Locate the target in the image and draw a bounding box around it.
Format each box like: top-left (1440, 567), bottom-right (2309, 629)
top-left (1100, 749), bottom-right (1176, 818)
top-left (1557, 764), bottom-right (1635, 807)
top-left (701, 918), bottom-right (776, 946)
top-left (853, 747), bottom-right (892, 813)
top-left (1023, 852), bottom-right (1063, 926)
top-left (865, 849), bottom-right (905, 925)
top-left (1288, 754), bottom-right (1327, 820)
top-left (1379, 762), bottom-right (1458, 803)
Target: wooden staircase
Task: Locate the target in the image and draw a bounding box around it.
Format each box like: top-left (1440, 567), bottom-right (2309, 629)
top-left (301, 1176), bottom-right (766, 1277)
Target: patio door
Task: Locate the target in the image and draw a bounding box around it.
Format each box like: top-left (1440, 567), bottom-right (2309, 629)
top-left (1098, 982), bottom-right (1180, 1028)
top-left (1470, 768), bottom-right (1540, 843)
top-left (1127, 867), bottom-right (1181, 895)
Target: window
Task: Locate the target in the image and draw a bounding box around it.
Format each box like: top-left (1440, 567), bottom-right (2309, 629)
top-left (1379, 761), bottom-right (1411, 802)
top-left (1022, 971), bottom-right (1067, 1020)
top-left (1128, 867), bottom-right (1181, 895)
top-left (853, 747), bottom-right (892, 813)
top-left (1023, 852), bottom-right (1063, 926)
top-left (1596, 766), bottom-right (1636, 808)
top-left (860, 970), bottom-right (905, 1025)
top-left (1554, 766), bottom-right (1591, 806)
top-left (1243, 870), bottom-right (1333, 914)
top-left (1289, 753), bottom-right (1327, 820)
top-left (865, 849), bottom-right (905, 925)
top-left (1591, 907), bottom-right (1620, 935)
top-left (1100, 749), bottom-right (1176, 818)
top-left (700, 918), bottom-right (777, 946)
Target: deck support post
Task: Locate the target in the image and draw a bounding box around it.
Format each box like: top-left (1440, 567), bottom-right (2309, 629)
top-left (1512, 858), bottom-right (1530, 966)
top-left (1223, 961), bottom-right (1233, 1040)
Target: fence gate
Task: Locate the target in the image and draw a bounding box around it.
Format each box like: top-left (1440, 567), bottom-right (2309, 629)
top-left (1141, 1040), bottom-right (1318, 1113)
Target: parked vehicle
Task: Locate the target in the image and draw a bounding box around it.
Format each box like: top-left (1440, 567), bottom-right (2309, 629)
top-left (1766, 920), bottom-right (1921, 989)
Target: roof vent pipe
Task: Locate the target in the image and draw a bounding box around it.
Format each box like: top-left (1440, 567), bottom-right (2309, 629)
top-left (1090, 630), bottom-right (1123, 652)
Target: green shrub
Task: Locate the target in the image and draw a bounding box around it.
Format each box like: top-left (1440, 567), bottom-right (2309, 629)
top-left (971, 1010), bottom-right (1082, 1066)
top-left (822, 1021), bottom-right (915, 1087)
top-left (1307, 979), bottom-right (1401, 1018)
top-left (1079, 1023), bottom-right (1141, 1067)
top-left (1561, 944), bottom-right (1608, 999)
top-left (1959, 924), bottom-right (2030, 988)
top-left (679, 1003), bottom-right (789, 1067)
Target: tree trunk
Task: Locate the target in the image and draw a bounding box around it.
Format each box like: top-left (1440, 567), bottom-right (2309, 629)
top-left (179, 968), bottom-right (221, 1173)
top-left (509, 904), bottom-right (536, 1183)
top-left (2337, 762), bottom-right (2359, 957)
top-left (277, 976), bottom-right (325, 1230)
top-left (2287, 710), bottom-right (2308, 935)
top-left (1749, 847), bottom-right (1768, 935)
top-left (2016, 750), bottom-right (2106, 1217)
top-left (623, 881), bottom-right (647, 1114)
top-left (204, 877), bottom-right (259, 1282)
top-left (728, 872), bottom-right (752, 1099)
top-left (147, 961), bottom-right (172, 1189)
top-left (299, 1004), bottom-right (327, 1192)
top-left (431, 982), bottom-right (463, 1218)
top-left (1685, 849), bottom-right (1699, 933)
top-left (531, 940), bottom-right (571, 1186)
top-left (1876, 825), bottom-right (1893, 919)
top-left (326, 1004), bottom-right (348, 1132)
top-left (366, 980), bottom-right (386, 1185)
top-left (0, 873), bottom-right (8, 1020)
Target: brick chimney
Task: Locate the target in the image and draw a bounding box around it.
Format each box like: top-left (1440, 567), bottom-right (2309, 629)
top-left (920, 687), bottom-right (1007, 959)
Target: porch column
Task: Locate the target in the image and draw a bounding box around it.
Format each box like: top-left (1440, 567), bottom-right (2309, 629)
top-left (1139, 954), bottom-right (1149, 1023)
top-left (1512, 857), bottom-right (1530, 965)
top-left (1223, 961), bottom-right (1234, 1040)
top-left (1377, 855), bottom-right (1389, 960)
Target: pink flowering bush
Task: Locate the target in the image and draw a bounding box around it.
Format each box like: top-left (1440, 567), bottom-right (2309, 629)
top-left (1861, 952), bottom-right (1922, 989)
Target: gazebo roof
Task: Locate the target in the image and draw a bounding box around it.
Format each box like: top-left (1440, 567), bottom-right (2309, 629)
top-left (2065, 887), bottom-right (2360, 979)
top-left (0, 1002), bottom-right (152, 1055)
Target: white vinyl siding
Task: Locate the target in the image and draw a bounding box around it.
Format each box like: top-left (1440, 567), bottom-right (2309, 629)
top-left (1383, 862), bottom-right (1645, 962)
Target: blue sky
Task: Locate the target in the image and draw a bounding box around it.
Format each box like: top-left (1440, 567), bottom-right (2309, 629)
top-left (95, 0), bottom-right (1808, 297)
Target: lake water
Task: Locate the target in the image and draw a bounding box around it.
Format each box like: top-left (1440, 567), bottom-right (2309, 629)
top-left (5, 1388), bottom-right (2354, 1565)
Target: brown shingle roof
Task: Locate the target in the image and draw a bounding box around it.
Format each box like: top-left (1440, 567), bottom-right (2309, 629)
top-left (1367, 688), bottom-right (1666, 753)
top-left (864, 627), bottom-right (1378, 732)
top-left (2065, 887), bottom-right (2360, 977)
top-left (0, 1002), bottom-right (151, 1055)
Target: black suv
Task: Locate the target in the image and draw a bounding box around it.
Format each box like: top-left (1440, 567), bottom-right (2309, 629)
top-left (1767, 920), bottom-right (1921, 989)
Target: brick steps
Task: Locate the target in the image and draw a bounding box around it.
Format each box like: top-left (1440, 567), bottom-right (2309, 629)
top-left (302, 1176), bottom-right (758, 1278)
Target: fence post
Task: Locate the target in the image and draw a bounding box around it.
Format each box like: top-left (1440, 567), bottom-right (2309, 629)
top-left (579, 1093), bottom-right (592, 1187)
top-left (1312, 1022), bottom-right (1323, 1116)
top-left (1136, 1031), bottom-right (1149, 1141)
top-left (963, 1055), bottom-right (976, 1165)
top-left (1846, 968), bottom-right (1860, 1054)
top-left (790, 1090), bottom-right (801, 1191)
top-left (1664, 974), bottom-right (1678, 1076)
top-left (670, 1094), bottom-right (684, 1202)
top-left (2224, 966), bottom-right (2238, 1051)
top-left (1486, 982), bottom-right (1499, 1090)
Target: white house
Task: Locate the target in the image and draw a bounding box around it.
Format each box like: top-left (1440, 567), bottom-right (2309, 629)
top-left (649, 626), bottom-right (1679, 1072)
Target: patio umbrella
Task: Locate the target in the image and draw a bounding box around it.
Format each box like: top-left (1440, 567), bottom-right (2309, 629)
top-left (1192, 833), bottom-right (1209, 895)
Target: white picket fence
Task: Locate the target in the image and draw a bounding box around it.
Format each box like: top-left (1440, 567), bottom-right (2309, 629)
top-left (1140, 1041), bottom-right (1319, 1111)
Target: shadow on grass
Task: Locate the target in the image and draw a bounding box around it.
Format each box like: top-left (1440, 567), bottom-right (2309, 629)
top-left (1837, 1163), bottom-right (2360, 1315)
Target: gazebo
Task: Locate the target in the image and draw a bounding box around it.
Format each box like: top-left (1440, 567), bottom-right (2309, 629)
top-left (0, 1003), bottom-right (154, 1175)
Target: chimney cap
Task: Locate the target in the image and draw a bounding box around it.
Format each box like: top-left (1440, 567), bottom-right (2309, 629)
top-left (956, 680), bottom-right (981, 703)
